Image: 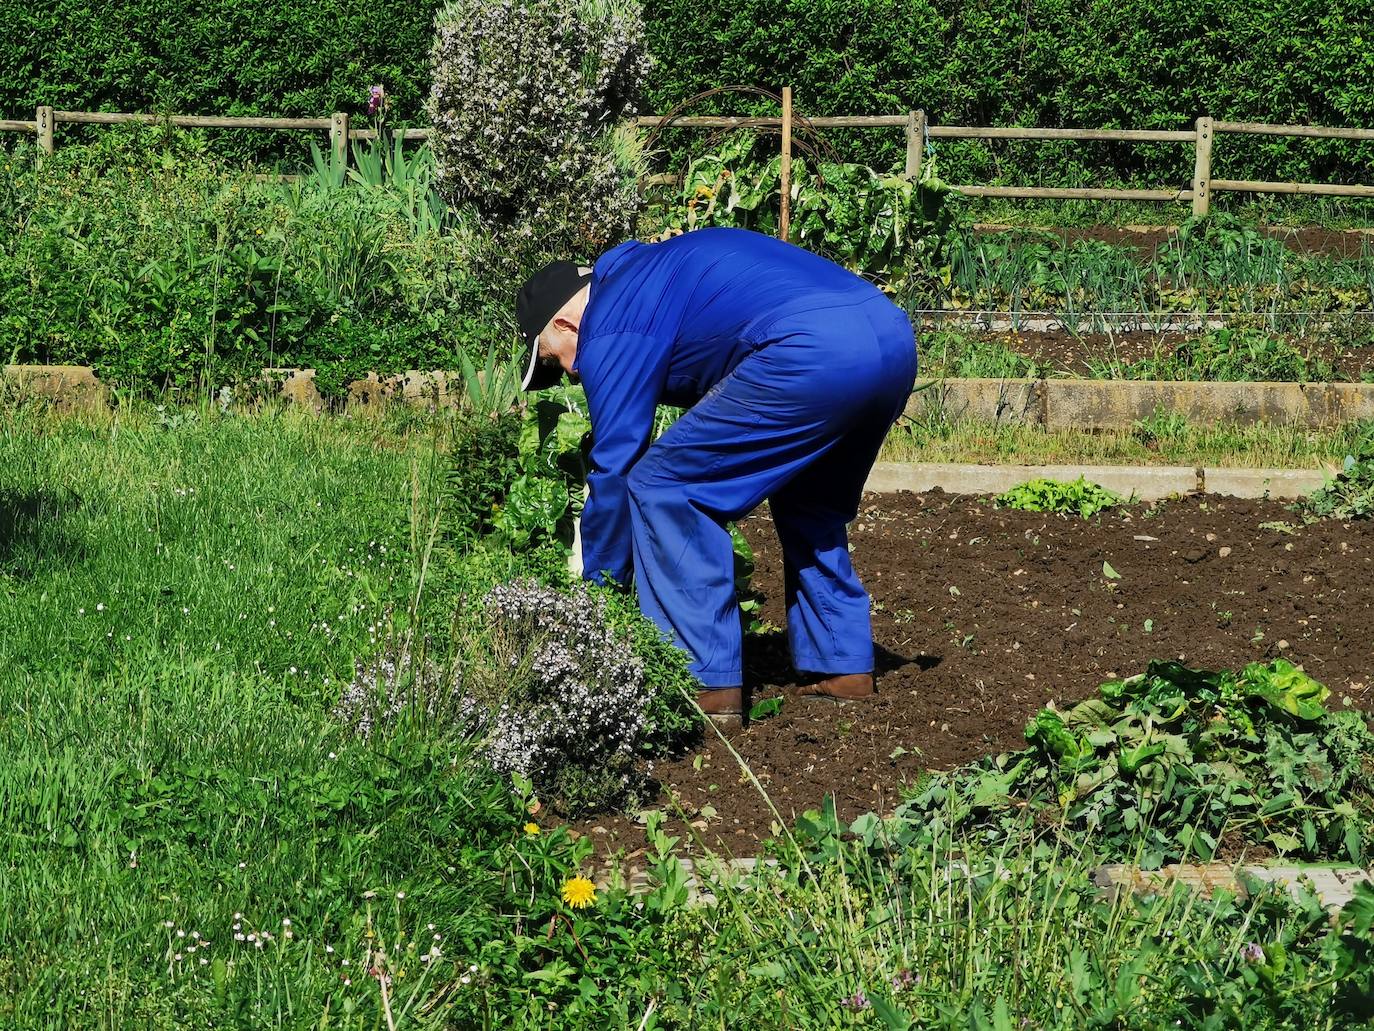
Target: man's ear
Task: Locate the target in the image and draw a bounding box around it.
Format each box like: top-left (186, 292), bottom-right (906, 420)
top-left (553, 311), bottom-right (580, 333)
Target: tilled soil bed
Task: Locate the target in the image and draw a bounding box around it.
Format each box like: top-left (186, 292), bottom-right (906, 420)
top-left (574, 492), bottom-right (1374, 856)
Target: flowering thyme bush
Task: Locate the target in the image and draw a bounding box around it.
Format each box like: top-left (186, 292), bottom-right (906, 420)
top-left (427, 0), bottom-right (650, 264)
top-left (473, 579), bottom-right (674, 812)
top-left (335, 580), bottom-right (698, 813)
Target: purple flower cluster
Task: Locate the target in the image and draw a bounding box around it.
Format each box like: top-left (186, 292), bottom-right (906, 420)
top-left (475, 580), bottom-right (650, 788)
top-left (332, 579), bottom-right (655, 803)
top-left (1241, 942), bottom-right (1266, 964)
top-left (890, 968), bottom-right (920, 992)
top-left (839, 989), bottom-right (871, 1013)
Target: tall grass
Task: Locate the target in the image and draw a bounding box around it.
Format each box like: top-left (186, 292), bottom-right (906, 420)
top-left (881, 409), bottom-right (1371, 468)
top-left (0, 399), bottom-right (519, 1026)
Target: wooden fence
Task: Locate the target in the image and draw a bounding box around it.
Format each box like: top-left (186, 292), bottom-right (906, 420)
top-left (6, 98), bottom-right (1374, 224)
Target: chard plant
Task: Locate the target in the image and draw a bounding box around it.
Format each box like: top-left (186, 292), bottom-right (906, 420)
top-left (893, 659), bottom-right (1374, 867)
top-left (995, 476), bottom-right (1123, 517)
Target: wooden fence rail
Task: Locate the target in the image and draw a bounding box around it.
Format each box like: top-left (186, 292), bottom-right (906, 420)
top-left (5, 96), bottom-right (1374, 220)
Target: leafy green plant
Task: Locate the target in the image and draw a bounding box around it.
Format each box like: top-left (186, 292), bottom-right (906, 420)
top-left (656, 133), bottom-right (962, 292)
top-left (995, 476), bottom-right (1123, 517)
top-left (898, 659), bottom-right (1374, 866)
top-left (1299, 434), bottom-right (1374, 520)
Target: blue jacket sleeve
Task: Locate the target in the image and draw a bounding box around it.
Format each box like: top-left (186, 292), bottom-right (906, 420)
top-left (576, 332), bottom-right (669, 586)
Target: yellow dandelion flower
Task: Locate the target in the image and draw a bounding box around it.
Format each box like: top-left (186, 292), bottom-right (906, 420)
top-left (560, 876), bottom-right (596, 909)
top-left (523, 822), bottom-right (540, 836)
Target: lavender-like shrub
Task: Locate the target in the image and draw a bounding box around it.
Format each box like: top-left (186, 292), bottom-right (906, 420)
top-left (427, 0), bottom-right (650, 262)
top-left (335, 579), bottom-right (689, 812)
top-left (473, 580), bottom-right (651, 806)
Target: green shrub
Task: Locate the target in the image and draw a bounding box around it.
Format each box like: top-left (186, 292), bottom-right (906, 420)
top-left (442, 409), bottom-right (524, 545)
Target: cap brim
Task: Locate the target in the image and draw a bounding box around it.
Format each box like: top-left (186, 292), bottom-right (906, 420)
top-left (519, 333), bottom-right (565, 392)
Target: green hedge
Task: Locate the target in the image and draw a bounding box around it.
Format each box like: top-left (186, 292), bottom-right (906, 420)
top-left (641, 0), bottom-right (1374, 187)
top-left (4, 1), bottom-right (1374, 185)
top-left (0, 0), bottom-right (442, 164)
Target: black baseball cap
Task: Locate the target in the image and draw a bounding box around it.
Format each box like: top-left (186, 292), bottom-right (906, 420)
top-left (516, 261), bottom-right (592, 391)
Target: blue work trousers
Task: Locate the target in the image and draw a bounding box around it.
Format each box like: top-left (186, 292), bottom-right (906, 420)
top-left (625, 293), bottom-right (918, 687)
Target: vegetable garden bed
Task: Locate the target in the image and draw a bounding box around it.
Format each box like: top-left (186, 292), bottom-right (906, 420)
top-left (575, 491), bottom-right (1374, 855)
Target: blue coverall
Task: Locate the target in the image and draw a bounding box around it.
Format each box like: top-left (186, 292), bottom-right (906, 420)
top-left (574, 227), bottom-right (918, 688)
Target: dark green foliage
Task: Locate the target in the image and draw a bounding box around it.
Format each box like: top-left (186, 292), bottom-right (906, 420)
top-left (0, 0), bottom-right (441, 165)
top-left (642, 0), bottom-right (1374, 189)
top-left (443, 410), bottom-right (524, 545)
top-left (896, 659), bottom-right (1374, 866)
top-left (1299, 454), bottom-right (1374, 520)
top-left (1121, 329), bottom-right (1334, 382)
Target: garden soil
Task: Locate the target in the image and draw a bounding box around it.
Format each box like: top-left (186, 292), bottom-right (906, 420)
top-left (572, 493), bottom-right (1374, 857)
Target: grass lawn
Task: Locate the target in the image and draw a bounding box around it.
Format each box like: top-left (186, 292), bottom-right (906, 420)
top-left (0, 403), bottom-right (535, 1025)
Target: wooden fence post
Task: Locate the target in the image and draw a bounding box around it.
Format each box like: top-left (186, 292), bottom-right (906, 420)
top-left (36, 106), bottom-right (53, 157)
top-left (330, 112), bottom-right (349, 168)
top-left (905, 109), bottom-right (926, 180)
top-left (1192, 116), bottom-right (1213, 217)
top-left (779, 87), bottom-right (793, 242)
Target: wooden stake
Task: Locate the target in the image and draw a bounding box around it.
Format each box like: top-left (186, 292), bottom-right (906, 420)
top-left (779, 87), bottom-right (793, 242)
top-left (330, 112), bottom-right (350, 168)
top-left (905, 109), bottom-right (926, 180)
top-left (1192, 116), bottom-right (1213, 217)
top-left (36, 106), bottom-right (53, 157)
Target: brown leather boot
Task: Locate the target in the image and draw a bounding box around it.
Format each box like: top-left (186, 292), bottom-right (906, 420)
top-left (786, 672), bottom-right (876, 701)
top-left (697, 687), bottom-right (744, 730)
top-left (697, 687), bottom-right (743, 714)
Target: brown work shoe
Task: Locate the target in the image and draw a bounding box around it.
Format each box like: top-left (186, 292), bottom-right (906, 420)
top-left (786, 672), bottom-right (876, 701)
top-left (697, 687), bottom-right (744, 731)
top-left (697, 687), bottom-right (743, 714)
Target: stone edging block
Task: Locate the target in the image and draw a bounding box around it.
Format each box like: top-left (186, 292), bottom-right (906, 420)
top-left (2, 364), bottom-right (107, 410)
top-left (866, 462), bottom-right (1200, 500)
top-left (1094, 863), bottom-right (1371, 912)
top-left (1203, 467), bottom-right (1329, 498)
top-left (2, 366), bottom-right (1372, 431)
top-left (866, 463), bottom-right (1330, 500)
top-left (908, 378), bottom-right (1042, 426)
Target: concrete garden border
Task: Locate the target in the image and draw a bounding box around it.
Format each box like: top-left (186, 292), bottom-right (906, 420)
top-left (6, 364), bottom-right (1374, 430)
top-left (863, 462), bottom-right (1329, 500)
